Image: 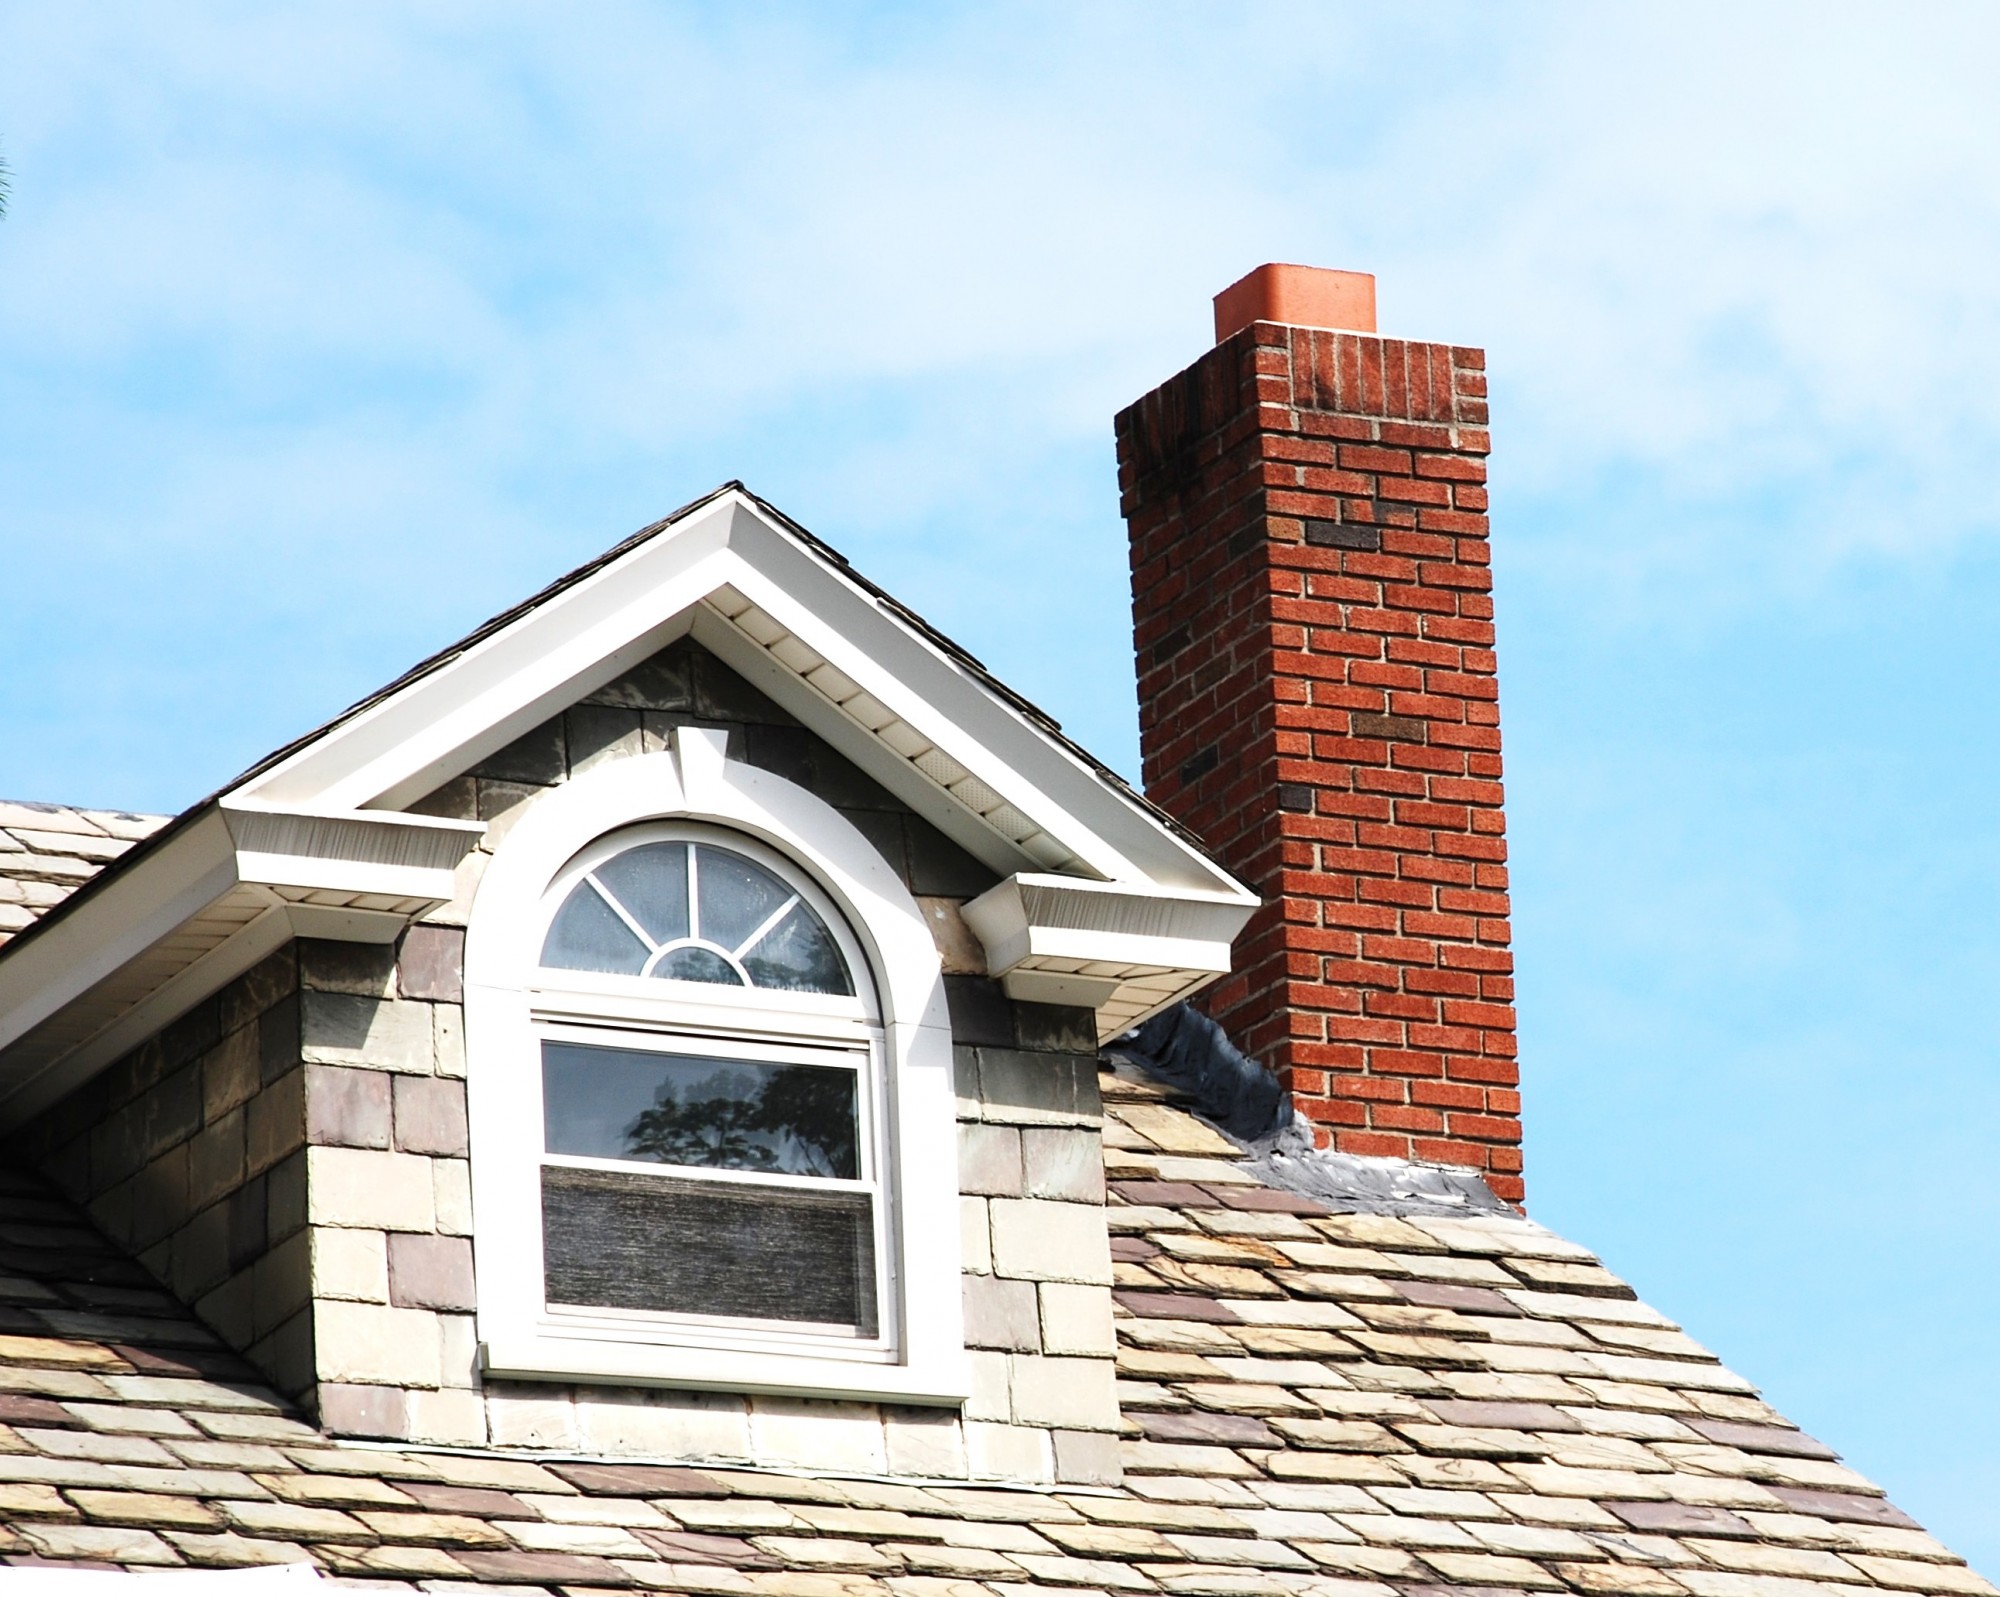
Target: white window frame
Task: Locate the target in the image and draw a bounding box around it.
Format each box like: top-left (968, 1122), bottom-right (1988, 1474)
top-left (466, 727), bottom-right (967, 1403)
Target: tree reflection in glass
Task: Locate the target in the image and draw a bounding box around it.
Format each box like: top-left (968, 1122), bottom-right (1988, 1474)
top-left (543, 1043), bottom-right (859, 1181)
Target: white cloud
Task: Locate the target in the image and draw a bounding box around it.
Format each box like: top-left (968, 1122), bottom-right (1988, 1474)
top-left (5, 0), bottom-right (2000, 784)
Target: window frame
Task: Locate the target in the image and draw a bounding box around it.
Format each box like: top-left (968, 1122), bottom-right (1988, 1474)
top-left (465, 728), bottom-right (967, 1403)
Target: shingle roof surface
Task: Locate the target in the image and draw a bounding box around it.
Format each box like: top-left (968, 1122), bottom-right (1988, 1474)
top-left (0, 1056), bottom-right (1980, 1592)
top-left (0, 803), bottom-right (169, 949)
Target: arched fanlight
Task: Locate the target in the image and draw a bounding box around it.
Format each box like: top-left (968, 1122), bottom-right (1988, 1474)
top-left (540, 840), bottom-right (853, 996)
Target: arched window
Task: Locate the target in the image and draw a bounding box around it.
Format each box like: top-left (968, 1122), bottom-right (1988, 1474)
top-left (542, 836), bottom-right (854, 995)
top-left (533, 825), bottom-right (883, 1340)
top-left (465, 732), bottom-right (966, 1402)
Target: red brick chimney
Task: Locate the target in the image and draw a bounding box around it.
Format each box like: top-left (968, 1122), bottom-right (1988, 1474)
top-left (1116, 265), bottom-right (1521, 1202)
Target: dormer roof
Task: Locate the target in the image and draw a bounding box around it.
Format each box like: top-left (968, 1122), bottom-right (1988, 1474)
top-left (0, 485), bottom-right (1255, 1127)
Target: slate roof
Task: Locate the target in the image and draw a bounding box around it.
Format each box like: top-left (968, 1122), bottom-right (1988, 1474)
top-left (0, 1038), bottom-right (1979, 1591)
top-left (0, 802), bottom-right (169, 949)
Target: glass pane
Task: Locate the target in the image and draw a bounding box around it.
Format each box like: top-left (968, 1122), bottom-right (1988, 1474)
top-left (652, 945), bottom-right (743, 985)
top-left (541, 883), bottom-right (648, 975)
top-left (541, 837), bottom-right (853, 995)
top-left (593, 842), bottom-right (689, 944)
top-left (544, 1042), bottom-right (859, 1180)
top-left (543, 1165), bottom-right (877, 1334)
top-left (695, 846), bottom-right (794, 953)
top-left (742, 904), bottom-right (854, 995)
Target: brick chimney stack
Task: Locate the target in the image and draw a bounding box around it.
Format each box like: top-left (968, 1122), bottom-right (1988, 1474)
top-left (1116, 265), bottom-right (1520, 1202)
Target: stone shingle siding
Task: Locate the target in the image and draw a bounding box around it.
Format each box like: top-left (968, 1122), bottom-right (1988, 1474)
top-left (9, 947), bottom-right (311, 1397)
top-left (13, 640), bottom-right (1122, 1484)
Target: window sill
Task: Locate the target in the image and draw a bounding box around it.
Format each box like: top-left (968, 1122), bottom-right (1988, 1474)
top-left (480, 1333), bottom-right (971, 1406)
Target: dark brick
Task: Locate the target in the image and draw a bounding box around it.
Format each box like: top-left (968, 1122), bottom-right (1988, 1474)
top-left (1395, 1281), bottom-right (1520, 1316)
top-left (584, 646), bottom-right (693, 711)
top-left (298, 940), bottom-right (396, 998)
top-left (305, 1067), bottom-right (391, 1150)
top-left (1303, 519), bottom-right (1381, 551)
top-left (0, 1392), bottom-right (78, 1426)
top-left (1014, 1003), bottom-right (1096, 1054)
top-left (1766, 1486), bottom-right (1921, 1528)
top-left (566, 704), bottom-right (644, 769)
top-left (258, 994), bottom-right (300, 1087)
top-left (1420, 1399), bottom-right (1579, 1432)
top-left (555, 1462), bottom-right (737, 1497)
top-left (907, 819), bottom-right (997, 897)
top-left (1684, 1416), bottom-right (1838, 1459)
top-left (392, 1076), bottom-right (467, 1157)
top-left (396, 925), bottom-right (463, 1003)
top-left (316, 1382), bottom-right (408, 1440)
top-left (1605, 1500), bottom-right (1757, 1538)
top-left (1204, 1186), bottom-right (1331, 1215)
top-left (1137, 1410), bottom-right (1276, 1446)
top-left (1349, 712), bottom-right (1428, 742)
top-left (1112, 1181), bottom-right (1212, 1207)
top-left (1113, 1290), bottom-right (1241, 1324)
top-left (944, 977), bottom-right (1013, 1048)
top-left (475, 716), bottom-right (565, 784)
top-left (402, 1481), bottom-right (533, 1517)
top-left (387, 1233), bottom-right (475, 1311)
top-left (690, 643), bottom-right (795, 724)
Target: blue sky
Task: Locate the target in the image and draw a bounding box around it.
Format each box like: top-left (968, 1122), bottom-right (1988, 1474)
top-left (5, 0), bottom-right (2000, 1563)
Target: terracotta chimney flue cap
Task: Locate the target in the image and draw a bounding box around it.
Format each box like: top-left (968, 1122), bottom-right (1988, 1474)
top-left (1213, 264), bottom-right (1377, 342)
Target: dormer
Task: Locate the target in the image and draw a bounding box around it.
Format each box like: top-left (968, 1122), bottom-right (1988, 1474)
top-left (0, 486), bottom-right (1254, 1484)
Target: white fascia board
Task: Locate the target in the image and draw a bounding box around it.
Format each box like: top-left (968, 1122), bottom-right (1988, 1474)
top-left (961, 872), bottom-right (1256, 1008)
top-left (238, 499), bottom-right (743, 812)
top-left (686, 611), bottom-right (1027, 880)
top-left (229, 490), bottom-right (1246, 904)
top-left (0, 809), bottom-right (239, 1058)
top-left (0, 803), bottom-right (484, 1119)
top-left (707, 546), bottom-right (1136, 884)
top-left (720, 509), bottom-right (1246, 897)
top-left (222, 802), bottom-right (483, 903)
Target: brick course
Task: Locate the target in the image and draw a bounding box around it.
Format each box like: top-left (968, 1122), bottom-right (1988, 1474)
top-left (1116, 317), bottom-right (1521, 1201)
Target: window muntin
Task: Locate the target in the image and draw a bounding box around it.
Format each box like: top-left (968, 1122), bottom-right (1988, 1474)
top-left (530, 825), bottom-right (886, 1346)
top-left (542, 840), bottom-right (853, 996)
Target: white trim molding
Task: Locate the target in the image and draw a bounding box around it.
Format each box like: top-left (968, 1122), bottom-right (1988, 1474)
top-left (465, 733), bottom-right (968, 1405)
top-left (0, 485), bottom-right (1256, 1127)
top-left (0, 802), bottom-right (483, 1129)
top-left (961, 874), bottom-right (1255, 1041)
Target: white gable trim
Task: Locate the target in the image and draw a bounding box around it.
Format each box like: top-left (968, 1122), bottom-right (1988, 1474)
top-left (0, 487), bottom-right (1254, 1119)
top-left (0, 804), bottom-right (481, 1128)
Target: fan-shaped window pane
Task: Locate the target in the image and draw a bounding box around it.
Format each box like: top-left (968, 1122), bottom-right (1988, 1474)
top-left (744, 906), bottom-right (849, 993)
top-left (542, 882), bottom-right (649, 975)
top-left (540, 839), bottom-right (854, 997)
top-left (654, 946), bottom-right (743, 985)
top-left (594, 842), bottom-right (689, 943)
top-left (697, 848), bottom-right (794, 954)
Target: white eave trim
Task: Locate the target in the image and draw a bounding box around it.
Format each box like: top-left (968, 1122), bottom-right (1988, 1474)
top-left (0, 802), bottom-right (484, 1128)
top-left (225, 490), bottom-right (1246, 900)
top-left (961, 873), bottom-right (1258, 1042)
